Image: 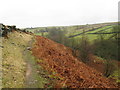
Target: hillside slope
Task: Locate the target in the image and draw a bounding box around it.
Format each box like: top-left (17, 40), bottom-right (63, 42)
top-left (1, 27), bottom-right (118, 88)
top-left (32, 36), bottom-right (117, 88)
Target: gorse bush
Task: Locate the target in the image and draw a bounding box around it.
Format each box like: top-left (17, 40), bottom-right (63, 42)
top-left (47, 28), bottom-right (67, 44)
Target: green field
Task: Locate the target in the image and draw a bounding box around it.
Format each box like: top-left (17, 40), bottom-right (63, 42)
top-left (26, 22), bottom-right (117, 43)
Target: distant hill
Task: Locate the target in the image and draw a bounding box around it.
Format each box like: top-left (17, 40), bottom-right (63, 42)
top-left (25, 22), bottom-right (118, 33)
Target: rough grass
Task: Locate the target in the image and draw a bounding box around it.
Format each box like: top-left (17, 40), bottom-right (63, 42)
top-left (1, 31), bottom-right (56, 88)
top-left (2, 31), bottom-right (33, 88)
top-left (0, 37), bottom-right (2, 88)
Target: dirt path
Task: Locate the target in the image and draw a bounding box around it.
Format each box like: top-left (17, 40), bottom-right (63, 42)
top-left (26, 64), bottom-right (31, 78)
top-left (23, 38), bottom-right (37, 88)
top-left (24, 48), bottom-right (49, 88)
top-left (23, 38), bottom-right (49, 88)
top-left (25, 63), bottom-right (33, 87)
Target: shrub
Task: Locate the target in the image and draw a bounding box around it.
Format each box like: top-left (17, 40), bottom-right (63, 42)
top-left (104, 59), bottom-right (116, 77)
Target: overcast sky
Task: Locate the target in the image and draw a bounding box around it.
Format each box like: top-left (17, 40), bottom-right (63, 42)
top-left (0, 0), bottom-right (119, 28)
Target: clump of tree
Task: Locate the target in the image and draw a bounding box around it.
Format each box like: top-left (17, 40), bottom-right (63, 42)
top-left (93, 32), bottom-right (118, 61)
top-left (47, 27), bottom-right (67, 44)
top-left (22, 29), bottom-right (27, 33)
top-left (93, 33), bottom-right (117, 77)
top-left (112, 25), bottom-right (120, 40)
top-left (68, 30), bottom-right (93, 63)
top-left (78, 30), bottom-right (93, 63)
top-left (112, 25), bottom-right (120, 61)
top-left (65, 38), bottom-right (80, 57)
top-left (59, 29), bottom-right (93, 63)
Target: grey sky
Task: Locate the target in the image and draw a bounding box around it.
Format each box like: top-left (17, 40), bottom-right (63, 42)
top-left (0, 0), bottom-right (119, 28)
